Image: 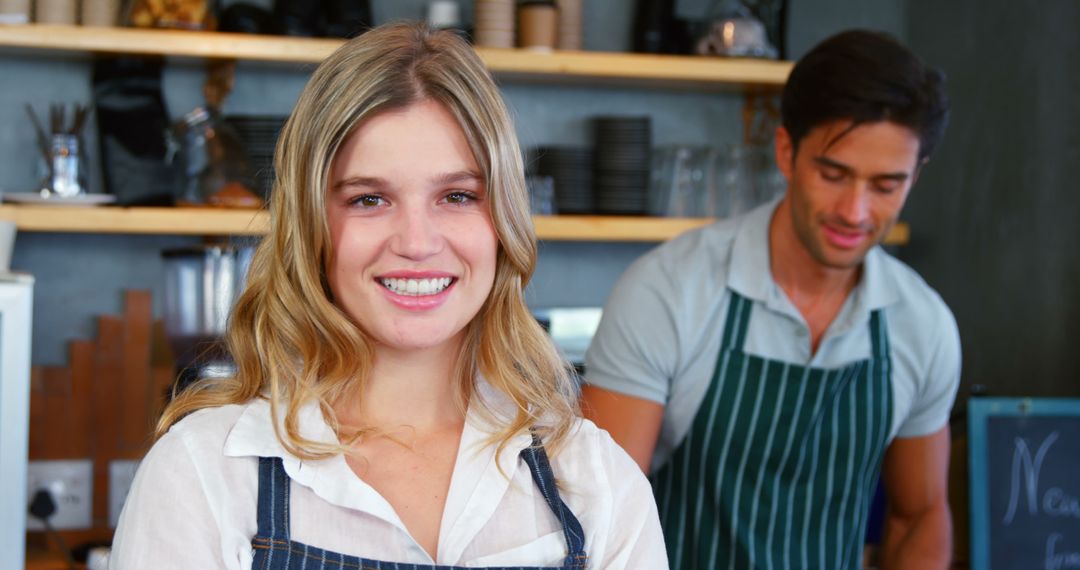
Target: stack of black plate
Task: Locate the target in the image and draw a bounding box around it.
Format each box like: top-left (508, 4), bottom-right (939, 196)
top-left (530, 146), bottom-right (594, 214)
top-left (593, 116), bottom-right (651, 214)
top-left (224, 115), bottom-right (287, 200)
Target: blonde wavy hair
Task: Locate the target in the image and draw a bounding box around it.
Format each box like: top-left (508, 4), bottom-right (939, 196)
top-left (156, 22), bottom-right (579, 461)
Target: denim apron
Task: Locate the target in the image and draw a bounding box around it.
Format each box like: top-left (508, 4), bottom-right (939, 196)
top-left (652, 291), bottom-right (894, 570)
top-left (250, 437), bottom-right (588, 569)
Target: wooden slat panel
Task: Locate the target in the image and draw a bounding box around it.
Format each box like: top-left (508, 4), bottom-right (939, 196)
top-left (68, 341), bottom-right (95, 458)
top-left (23, 296), bottom-right (178, 557)
top-left (150, 320), bottom-right (177, 427)
top-left (91, 316), bottom-right (123, 526)
top-left (120, 291), bottom-right (153, 457)
top-left (28, 367), bottom-right (47, 459)
top-left (40, 367), bottom-right (73, 459)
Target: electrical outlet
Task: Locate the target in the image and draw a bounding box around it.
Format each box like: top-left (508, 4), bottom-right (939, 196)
top-left (109, 459), bottom-right (140, 528)
top-left (26, 459), bottom-right (93, 530)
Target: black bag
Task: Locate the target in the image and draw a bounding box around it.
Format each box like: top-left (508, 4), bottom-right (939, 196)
top-left (92, 56), bottom-right (177, 206)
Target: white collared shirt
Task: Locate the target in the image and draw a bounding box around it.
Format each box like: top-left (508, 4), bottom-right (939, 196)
top-left (109, 382), bottom-right (667, 568)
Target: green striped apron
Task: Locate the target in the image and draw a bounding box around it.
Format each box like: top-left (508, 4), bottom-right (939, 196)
top-left (652, 291), bottom-right (893, 570)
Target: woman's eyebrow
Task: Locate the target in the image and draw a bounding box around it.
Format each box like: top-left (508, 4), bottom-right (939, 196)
top-left (331, 176), bottom-right (389, 192)
top-left (432, 170), bottom-right (484, 186)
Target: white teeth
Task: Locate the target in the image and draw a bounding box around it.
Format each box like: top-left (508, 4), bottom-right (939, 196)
top-left (380, 277), bottom-right (453, 296)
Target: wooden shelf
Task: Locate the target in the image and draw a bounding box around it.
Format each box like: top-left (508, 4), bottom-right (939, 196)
top-left (0, 24), bottom-right (792, 89)
top-left (0, 205), bottom-right (909, 244)
top-left (0, 205), bottom-right (269, 236)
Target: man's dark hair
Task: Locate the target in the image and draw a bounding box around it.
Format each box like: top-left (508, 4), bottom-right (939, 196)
top-left (781, 30), bottom-right (950, 161)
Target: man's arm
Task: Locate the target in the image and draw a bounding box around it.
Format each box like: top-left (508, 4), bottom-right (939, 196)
top-left (581, 385), bottom-right (664, 473)
top-left (880, 425), bottom-right (953, 569)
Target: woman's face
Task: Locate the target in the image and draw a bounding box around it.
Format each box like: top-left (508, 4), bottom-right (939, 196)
top-left (325, 99), bottom-right (498, 355)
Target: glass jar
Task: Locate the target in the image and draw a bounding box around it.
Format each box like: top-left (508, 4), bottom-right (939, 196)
top-left (169, 106), bottom-right (257, 207)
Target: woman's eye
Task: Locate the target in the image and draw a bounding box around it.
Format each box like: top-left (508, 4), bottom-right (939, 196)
top-left (349, 194), bottom-right (384, 208)
top-left (444, 191), bottom-right (477, 205)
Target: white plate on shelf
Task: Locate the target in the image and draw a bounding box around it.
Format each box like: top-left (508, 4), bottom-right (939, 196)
top-left (2, 192), bottom-right (117, 207)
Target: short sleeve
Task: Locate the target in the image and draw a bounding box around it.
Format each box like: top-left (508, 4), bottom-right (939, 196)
top-left (895, 304), bottom-right (962, 438)
top-left (110, 430), bottom-right (226, 569)
top-left (585, 255), bottom-right (680, 404)
top-left (591, 431), bottom-right (669, 568)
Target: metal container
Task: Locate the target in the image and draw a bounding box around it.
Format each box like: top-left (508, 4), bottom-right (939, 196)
top-left (161, 245), bottom-right (254, 384)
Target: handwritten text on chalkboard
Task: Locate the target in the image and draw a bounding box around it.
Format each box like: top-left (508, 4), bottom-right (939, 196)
top-left (989, 418), bottom-right (1080, 570)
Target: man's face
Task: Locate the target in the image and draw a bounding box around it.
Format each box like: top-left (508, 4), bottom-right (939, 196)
top-left (775, 120), bottom-right (923, 269)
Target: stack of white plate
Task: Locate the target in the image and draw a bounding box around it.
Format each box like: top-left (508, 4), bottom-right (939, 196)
top-left (474, 0), bottom-right (515, 48)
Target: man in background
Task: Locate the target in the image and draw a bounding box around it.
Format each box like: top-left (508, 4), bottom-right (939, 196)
top-left (583, 29), bottom-right (960, 569)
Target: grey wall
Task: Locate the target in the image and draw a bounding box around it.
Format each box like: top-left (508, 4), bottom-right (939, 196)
top-left (786, 0), bottom-right (907, 57)
top-left (3, 0), bottom-right (909, 366)
top-left (902, 0), bottom-right (1080, 396)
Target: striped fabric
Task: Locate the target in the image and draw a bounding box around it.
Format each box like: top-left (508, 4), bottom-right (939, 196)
top-left (652, 291), bottom-right (893, 570)
top-left (250, 436), bottom-right (588, 570)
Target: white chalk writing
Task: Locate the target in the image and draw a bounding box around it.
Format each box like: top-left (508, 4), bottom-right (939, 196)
top-left (1045, 489), bottom-right (1080, 520)
top-left (1005, 432), bottom-right (1060, 525)
top-left (1045, 534), bottom-right (1080, 570)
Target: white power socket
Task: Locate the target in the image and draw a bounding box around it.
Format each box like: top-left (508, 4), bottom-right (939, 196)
top-left (109, 459), bottom-right (140, 528)
top-left (26, 459), bottom-right (93, 530)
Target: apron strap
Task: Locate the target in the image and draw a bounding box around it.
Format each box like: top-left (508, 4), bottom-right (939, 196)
top-left (869, 309), bottom-right (890, 361)
top-left (520, 435), bottom-right (589, 567)
top-left (255, 457), bottom-right (292, 541)
top-left (721, 291), bottom-right (753, 351)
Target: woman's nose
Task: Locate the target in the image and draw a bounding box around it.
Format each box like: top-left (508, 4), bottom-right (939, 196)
top-left (389, 204), bottom-right (445, 260)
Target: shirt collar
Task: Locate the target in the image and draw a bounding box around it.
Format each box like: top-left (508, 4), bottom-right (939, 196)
top-left (222, 378), bottom-right (531, 460)
top-left (726, 197), bottom-right (900, 313)
top-left (221, 378), bottom-right (535, 551)
top-left (727, 198), bottom-right (779, 302)
top-left (223, 396), bottom-right (334, 460)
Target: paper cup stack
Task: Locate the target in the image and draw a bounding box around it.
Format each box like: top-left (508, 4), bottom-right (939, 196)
top-left (0, 0), bottom-right (31, 24)
top-left (557, 0), bottom-right (583, 50)
top-left (474, 0), bottom-right (515, 48)
top-left (35, 0), bottom-right (77, 24)
top-left (82, 0), bottom-right (120, 26)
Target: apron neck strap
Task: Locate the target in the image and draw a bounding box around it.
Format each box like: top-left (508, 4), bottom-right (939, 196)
top-left (256, 456), bottom-right (292, 541)
top-left (520, 434), bottom-right (589, 567)
top-left (722, 291), bottom-right (754, 351)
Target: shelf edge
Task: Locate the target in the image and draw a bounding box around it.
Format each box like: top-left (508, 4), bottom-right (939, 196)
top-left (0, 206), bottom-right (908, 245)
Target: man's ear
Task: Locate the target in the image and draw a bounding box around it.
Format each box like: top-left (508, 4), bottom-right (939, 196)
top-left (774, 126), bottom-right (794, 181)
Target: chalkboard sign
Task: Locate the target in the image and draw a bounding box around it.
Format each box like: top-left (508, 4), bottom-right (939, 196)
top-left (969, 398), bottom-right (1080, 570)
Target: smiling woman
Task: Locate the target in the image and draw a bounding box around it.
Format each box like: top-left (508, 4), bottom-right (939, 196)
top-left (108, 21), bottom-right (666, 570)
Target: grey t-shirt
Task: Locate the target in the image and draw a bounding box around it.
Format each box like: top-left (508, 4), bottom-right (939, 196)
top-left (585, 200), bottom-right (962, 473)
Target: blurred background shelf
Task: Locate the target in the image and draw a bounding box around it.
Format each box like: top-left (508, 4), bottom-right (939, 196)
top-left (0, 24), bottom-right (792, 90)
top-left (0, 205), bottom-right (909, 244)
